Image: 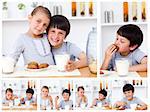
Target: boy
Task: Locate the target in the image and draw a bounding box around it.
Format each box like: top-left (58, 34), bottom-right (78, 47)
top-left (101, 24), bottom-right (147, 72)
top-left (20, 88), bottom-right (36, 105)
top-left (91, 89), bottom-right (110, 108)
top-left (55, 89), bottom-right (73, 110)
top-left (114, 84), bottom-right (147, 110)
top-left (47, 15), bottom-right (87, 71)
top-left (76, 86), bottom-right (88, 108)
top-left (2, 88), bottom-right (18, 105)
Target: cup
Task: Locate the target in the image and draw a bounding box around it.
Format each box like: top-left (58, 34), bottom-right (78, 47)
top-left (14, 99), bottom-right (20, 106)
top-left (80, 103), bottom-right (86, 109)
top-left (9, 101), bottom-right (13, 108)
top-left (25, 101), bottom-right (30, 107)
top-left (55, 54), bottom-right (70, 72)
top-left (64, 105), bottom-right (70, 110)
top-left (2, 57), bottom-right (15, 74)
top-left (130, 104), bottom-right (137, 110)
top-left (97, 102), bottom-right (102, 108)
top-left (115, 59), bottom-right (129, 76)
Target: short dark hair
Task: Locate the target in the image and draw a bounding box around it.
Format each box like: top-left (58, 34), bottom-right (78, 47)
top-left (99, 89), bottom-right (107, 97)
top-left (123, 83), bottom-right (134, 93)
top-left (47, 15), bottom-right (70, 37)
top-left (117, 24), bottom-right (143, 49)
top-left (41, 86), bottom-right (49, 92)
top-left (77, 86), bottom-right (84, 91)
top-left (31, 6), bottom-right (51, 20)
top-left (62, 89), bottom-right (71, 96)
top-left (5, 88), bottom-right (13, 94)
top-left (26, 88), bottom-right (34, 95)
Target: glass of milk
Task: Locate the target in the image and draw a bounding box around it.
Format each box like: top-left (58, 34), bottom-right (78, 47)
top-left (2, 57), bottom-right (15, 74)
top-left (115, 59), bottom-right (129, 76)
top-left (55, 54), bottom-right (70, 72)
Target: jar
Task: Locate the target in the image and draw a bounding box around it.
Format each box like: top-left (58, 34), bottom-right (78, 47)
top-left (86, 27), bottom-right (97, 74)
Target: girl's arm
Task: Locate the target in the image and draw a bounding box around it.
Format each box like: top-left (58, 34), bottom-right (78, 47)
top-left (55, 96), bottom-right (59, 110)
top-left (129, 57), bottom-right (147, 72)
top-left (49, 96), bottom-right (53, 109)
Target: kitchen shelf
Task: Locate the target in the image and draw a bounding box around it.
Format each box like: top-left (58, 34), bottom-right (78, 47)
top-left (101, 21), bottom-right (148, 26)
top-left (2, 16), bottom-right (97, 22)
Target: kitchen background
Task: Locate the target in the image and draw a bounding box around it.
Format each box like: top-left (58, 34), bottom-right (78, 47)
top-left (2, 1), bottom-right (97, 66)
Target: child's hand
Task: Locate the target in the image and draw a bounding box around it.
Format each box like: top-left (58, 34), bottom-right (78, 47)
top-left (55, 96), bottom-right (59, 101)
top-left (65, 60), bottom-right (76, 71)
top-left (105, 44), bottom-right (118, 60)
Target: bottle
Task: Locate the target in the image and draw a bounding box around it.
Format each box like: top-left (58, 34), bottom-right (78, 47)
top-left (28, 81), bottom-right (30, 88)
top-left (123, 2), bottom-right (128, 22)
top-left (100, 81), bottom-right (103, 90)
top-left (132, 2), bottom-right (137, 21)
top-left (72, 2), bottom-right (76, 16)
top-left (86, 27), bottom-right (97, 74)
top-left (89, 1), bottom-right (93, 16)
top-left (80, 2), bottom-right (85, 16)
top-left (142, 1), bottom-right (146, 21)
top-left (68, 81), bottom-right (70, 91)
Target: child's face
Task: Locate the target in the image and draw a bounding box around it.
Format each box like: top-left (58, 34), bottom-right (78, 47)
top-left (99, 93), bottom-right (105, 100)
top-left (26, 93), bottom-right (33, 100)
top-left (62, 92), bottom-right (70, 101)
top-left (41, 88), bottom-right (49, 97)
top-left (29, 11), bottom-right (50, 36)
top-left (6, 91), bottom-right (13, 100)
top-left (114, 34), bottom-right (131, 55)
top-left (78, 88), bottom-right (84, 97)
top-left (124, 90), bottom-right (134, 100)
top-left (48, 28), bottom-right (66, 48)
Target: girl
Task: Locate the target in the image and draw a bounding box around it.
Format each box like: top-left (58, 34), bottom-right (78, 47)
top-left (46, 15), bottom-right (87, 71)
top-left (40, 86), bottom-right (53, 110)
top-left (76, 86), bottom-right (88, 108)
top-left (8, 6), bottom-right (54, 66)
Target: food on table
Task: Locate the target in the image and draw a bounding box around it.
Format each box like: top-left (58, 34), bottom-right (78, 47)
top-left (27, 61), bottom-right (49, 69)
top-left (39, 63), bottom-right (49, 69)
top-left (113, 44), bottom-right (119, 51)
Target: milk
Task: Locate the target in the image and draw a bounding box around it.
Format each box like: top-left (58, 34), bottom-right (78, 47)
top-left (14, 99), bottom-right (20, 106)
top-left (80, 103), bottom-right (86, 109)
top-left (130, 104), bottom-right (137, 110)
top-left (55, 54), bottom-right (70, 72)
top-left (25, 101), bottom-right (30, 107)
top-left (115, 59), bottom-right (129, 76)
top-left (97, 102), bottom-right (102, 108)
top-left (64, 105), bottom-right (70, 110)
top-left (2, 57), bottom-right (15, 74)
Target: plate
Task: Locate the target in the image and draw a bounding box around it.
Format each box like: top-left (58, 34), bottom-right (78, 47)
top-left (24, 65), bottom-right (49, 72)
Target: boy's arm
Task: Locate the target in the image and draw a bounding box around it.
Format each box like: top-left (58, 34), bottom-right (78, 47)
top-left (101, 44), bottom-right (117, 70)
top-left (90, 98), bottom-right (98, 108)
top-left (66, 52), bottom-right (87, 71)
top-left (129, 57), bottom-right (147, 72)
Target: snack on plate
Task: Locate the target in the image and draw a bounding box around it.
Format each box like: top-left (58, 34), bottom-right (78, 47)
top-left (27, 62), bottom-right (49, 69)
top-left (39, 63), bottom-right (49, 69)
top-left (27, 61), bottom-right (39, 69)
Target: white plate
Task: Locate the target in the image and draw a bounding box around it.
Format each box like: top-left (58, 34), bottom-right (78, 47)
top-left (24, 65), bottom-right (49, 72)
